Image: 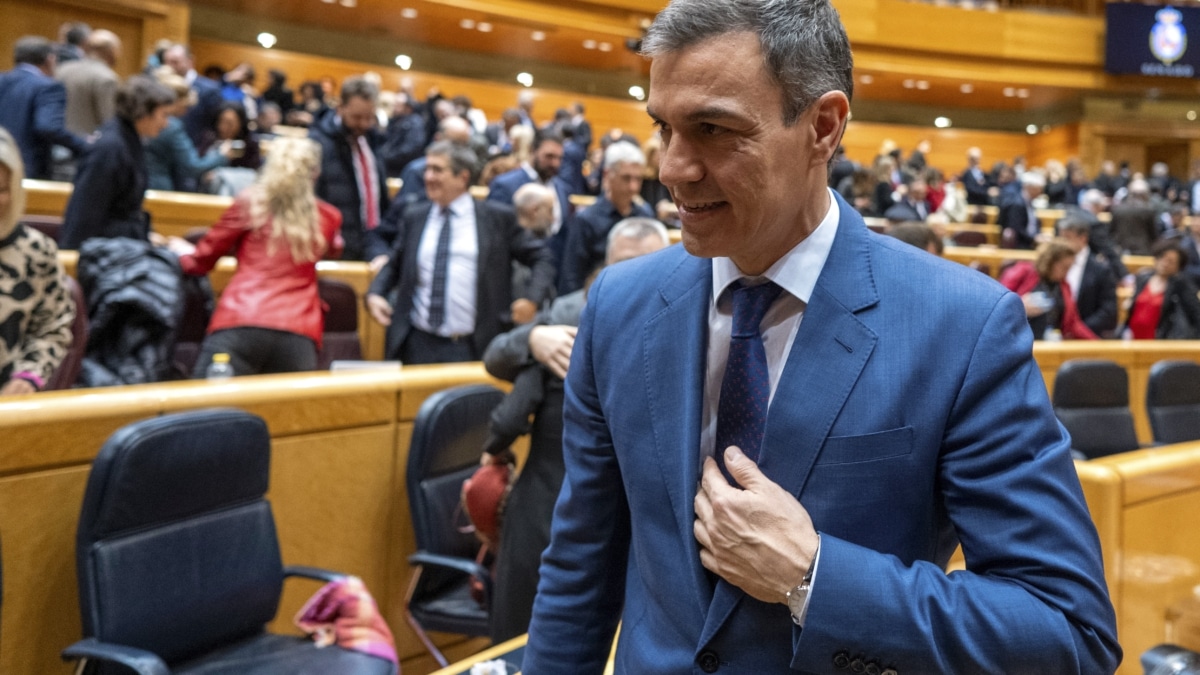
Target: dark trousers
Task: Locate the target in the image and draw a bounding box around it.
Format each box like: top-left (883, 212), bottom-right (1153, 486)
top-left (400, 327), bottom-right (476, 364)
top-left (192, 327), bottom-right (318, 378)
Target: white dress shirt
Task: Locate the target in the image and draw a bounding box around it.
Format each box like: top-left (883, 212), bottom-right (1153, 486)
top-left (699, 188), bottom-right (840, 625)
top-left (1066, 246), bottom-right (1089, 302)
top-left (411, 192), bottom-right (479, 337)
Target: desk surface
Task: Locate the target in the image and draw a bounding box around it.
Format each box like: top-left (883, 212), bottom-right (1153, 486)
top-left (430, 636), bottom-right (527, 675)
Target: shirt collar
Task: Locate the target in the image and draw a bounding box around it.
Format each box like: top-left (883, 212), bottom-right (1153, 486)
top-left (712, 187), bottom-right (841, 304)
top-left (521, 163), bottom-right (539, 182)
top-left (435, 192), bottom-right (474, 218)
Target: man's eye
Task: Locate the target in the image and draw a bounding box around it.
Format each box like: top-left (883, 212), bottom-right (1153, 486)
top-left (699, 123), bottom-right (721, 135)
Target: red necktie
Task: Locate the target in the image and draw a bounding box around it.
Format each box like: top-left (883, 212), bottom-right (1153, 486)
top-left (356, 137), bottom-right (379, 230)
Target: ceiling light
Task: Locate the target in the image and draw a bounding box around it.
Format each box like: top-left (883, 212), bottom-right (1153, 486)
top-left (1017, 88), bottom-right (1030, 98)
top-left (531, 31), bottom-right (546, 41)
top-left (583, 39), bottom-right (597, 49)
top-left (960, 83), bottom-right (974, 93)
top-left (400, 7), bottom-right (417, 18)
top-left (902, 79), bottom-right (915, 89)
top-left (477, 22), bottom-right (493, 32)
top-left (339, 0), bottom-right (355, 6)
top-left (859, 74), bottom-right (874, 84)
top-left (629, 85), bottom-right (645, 100)
top-left (1026, 124), bottom-right (1038, 135)
top-left (934, 116), bottom-right (951, 128)
top-left (460, 18), bottom-right (475, 29)
top-left (395, 54), bottom-right (412, 70)
top-left (256, 32), bottom-right (277, 49)
top-left (916, 80), bottom-right (929, 90)
top-left (598, 42), bottom-right (613, 52)
top-left (1003, 87), bottom-right (1015, 97)
top-left (321, 0), bottom-right (335, 3)
top-left (1189, 110), bottom-right (1197, 121)
top-left (517, 72), bottom-right (534, 87)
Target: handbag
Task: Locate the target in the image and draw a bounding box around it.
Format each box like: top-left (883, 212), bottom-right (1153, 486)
top-left (461, 455), bottom-right (515, 547)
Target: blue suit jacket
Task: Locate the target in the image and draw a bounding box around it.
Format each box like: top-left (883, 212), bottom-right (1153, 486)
top-left (525, 195), bottom-right (1120, 673)
top-left (0, 65), bottom-right (86, 179)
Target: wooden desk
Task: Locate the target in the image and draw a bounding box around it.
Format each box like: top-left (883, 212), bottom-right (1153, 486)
top-left (943, 246), bottom-right (1155, 278)
top-left (430, 635), bottom-right (527, 675)
top-left (24, 179), bottom-right (233, 240)
top-left (0, 366), bottom-right (507, 674)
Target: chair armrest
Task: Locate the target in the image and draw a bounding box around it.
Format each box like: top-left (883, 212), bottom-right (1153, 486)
top-left (61, 638), bottom-right (170, 675)
top-left (408, 551), bottom-right (493, 599)
top-left (284, 565), bottom-right (347, 583)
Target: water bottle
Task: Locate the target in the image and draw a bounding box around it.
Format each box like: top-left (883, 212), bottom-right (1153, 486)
top-left (205, 353), bottom-right (234, 380)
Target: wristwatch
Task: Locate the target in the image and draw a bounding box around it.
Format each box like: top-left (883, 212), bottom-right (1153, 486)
top-left (786, 537), bottom-right (820, 626)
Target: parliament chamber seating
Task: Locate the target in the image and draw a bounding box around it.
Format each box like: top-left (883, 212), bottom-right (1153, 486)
top-left (1051, 359), bottom-right (1141, 459)
top-left (1146, 360), bottom-right (1200, 445)
top-left (404, 385), bottom-right (505, 667)
top-left (45, 276), bottom-right (88, 391)
top-left (317, 279), bottom-right (364, 369)
top-left (61, 408), bottom-right (396, 675)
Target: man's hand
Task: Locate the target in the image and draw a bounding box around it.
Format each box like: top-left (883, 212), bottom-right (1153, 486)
top-left (0, 379), bottom-right (36, 396)
top-left (365, 293), bottom-right (393, 327)
top-left (369, 253), bottom-right (390, 273)
top-left (529, 325), bottom-right (576, 379)
top-left (694, 446), bottom-right (819, 604)
top-left (511, 298), bottom-right (537, 325)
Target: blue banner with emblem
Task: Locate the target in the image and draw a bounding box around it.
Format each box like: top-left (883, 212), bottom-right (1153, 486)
top-left (1106, 3), bottom-right (1198, 78)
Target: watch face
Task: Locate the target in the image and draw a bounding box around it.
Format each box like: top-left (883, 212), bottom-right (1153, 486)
top-left (787, 585), bottom-right (808, 620)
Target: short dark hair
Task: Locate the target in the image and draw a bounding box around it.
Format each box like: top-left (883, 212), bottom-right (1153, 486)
top-left (889, 222), bottom-right (942, 255)
top-left (1153, 239), bottom-right (1188, 268)
top-left (533, 130), bottom-right (564, 152)
top-left (1057, 217), bottom-right (1091, 239)
top-left (115, 75), bottom-right (176, 122)
top-left (64, 22), bottom-right (91, 46)
top-left (14, 37), bottom-right (54, 66)
top-left (340, 76), bottom-right (379, 105)
top-left (426, 140), bottom-right (478, 183)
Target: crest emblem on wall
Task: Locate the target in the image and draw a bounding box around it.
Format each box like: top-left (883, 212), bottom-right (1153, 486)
top-left (1151, 7), bottom-right (1188, 66)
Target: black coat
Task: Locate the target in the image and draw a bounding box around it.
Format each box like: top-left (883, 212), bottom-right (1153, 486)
top-left (1074, 254), bottom-right (1119, 337)
top-left (76, 237), bottom-right (183, 386)
top-left (60, 117), bottom-right (149, 250)
top-left (310, 113), bottom-right (390, 261)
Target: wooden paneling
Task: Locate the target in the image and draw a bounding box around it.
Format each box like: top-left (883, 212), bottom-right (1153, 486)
top-left (0, 365), bottom-right (502, 674)
top-left (1027, 123), bottom-right (1080, 168)
top-left (840, 121), bottom-right (1033, 176)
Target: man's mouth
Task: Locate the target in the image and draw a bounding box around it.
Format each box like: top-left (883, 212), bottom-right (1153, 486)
top-left (678, 201), bottom-right (726, 214)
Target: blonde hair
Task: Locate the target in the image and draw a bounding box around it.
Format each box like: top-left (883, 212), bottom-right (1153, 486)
top-left (0, 127), bottom-right (28, 239)
top-left (509, 125), bottom-right (534, 165)
top-left (248, 137), bottom-right (325, 262)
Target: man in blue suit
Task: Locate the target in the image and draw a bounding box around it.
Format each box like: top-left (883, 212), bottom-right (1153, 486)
top-left (522, 0), bottom-right (1121, 672)
top-left (162, 44), bottom-right (224, 150)
top-left (0, 37), bottom-right (87, 180)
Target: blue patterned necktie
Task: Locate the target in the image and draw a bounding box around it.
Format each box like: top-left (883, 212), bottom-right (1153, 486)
top-left (715, 279), bottom-right (783, 486)
top-left (428, 207), bottom-right (453, 329)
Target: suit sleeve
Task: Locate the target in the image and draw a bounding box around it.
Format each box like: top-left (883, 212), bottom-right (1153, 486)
top-left (367, 212), bottom-right (408, 298)
top-left (33, 81), bottom-right (86, 154)
top-left (524, 269), bottom-right (630, 673)
top-left (487, 177), bottom-right (514, 205)
top-left (60, 145), bottom-right (119, 250)
top-left (558, 213), bottom-right (590, 294)
top-left (792, 292), bottom-right (1120, 673)
top-left (1082, 266), bottom-right (1118, 335)
top-left (507, 212), bottom-right (557, 305)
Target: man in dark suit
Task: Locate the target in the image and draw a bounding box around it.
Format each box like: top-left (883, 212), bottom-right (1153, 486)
top-left (569, 101), bottom-right (593, 150)
top-left (559, 141), bottom-right (653, 293)
top-left (1059, 217), bottom-right (1119, 337)
top-left (488, 130), bottom-right (573, 269)
top-left (0, 37), bottom-right (86, 180)
top-left (960, 146), bottom-right (992, 206)
top-left (310, 76), bottom-right (390, 262)
top-left (378, 92), bottom-right (426, 177)
top-left (1110, 178), bottom-right (1161, 255)
top-left (162, 44), bottom-right (224, 150)
top-left (365, 141), bottom-right (555, 365)
top-left (998, 171), bottom-right (1044, 249)
top-left (523, 0), bottom-right (1119, 671)
top-left (882, 172), bottom-right (929, 223)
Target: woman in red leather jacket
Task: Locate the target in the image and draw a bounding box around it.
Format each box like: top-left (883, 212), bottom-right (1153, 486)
top-left (170, 136), bottom-right (343, 377)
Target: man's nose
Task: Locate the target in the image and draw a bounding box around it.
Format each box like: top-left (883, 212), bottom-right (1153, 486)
top-left (658, 138), bottom-right (701, 188)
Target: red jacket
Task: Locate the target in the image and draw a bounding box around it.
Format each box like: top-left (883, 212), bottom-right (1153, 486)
top-left (999, 260), bottom-right (1097, 340)
top-left (180, 195), bottom-right (344, 347)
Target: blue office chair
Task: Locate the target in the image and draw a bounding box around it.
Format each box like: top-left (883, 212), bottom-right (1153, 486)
top-left (405, 384), bottom-right (505, 667)
top-left (1147, 360), bottom-right (1200, 445)
top-left (61, 408), bottom-right (396, 675)
top-left (1052, 359), bottom-right (1141, 459)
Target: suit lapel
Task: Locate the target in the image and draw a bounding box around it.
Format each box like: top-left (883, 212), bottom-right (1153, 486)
top-left (642, 253), bottom-right (713, 618)
top-left (701, 193), bottom-right (880, 642)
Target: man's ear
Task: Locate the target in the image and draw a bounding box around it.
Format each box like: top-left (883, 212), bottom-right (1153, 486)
top-left (810, 91), bottom-right (850, 167)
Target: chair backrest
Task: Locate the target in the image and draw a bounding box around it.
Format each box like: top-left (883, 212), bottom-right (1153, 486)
top-left (1053, 359), bottom-right (1140, 459)
top-left (44, 275), bottom-right (88, 391)
top-left (76, 409), bottom-right (283, 664)
top-left (318, 278), bottom-right (363, 369)
top-left (406, 385), bottom-right (505, 559)
top-left (952, 230), bottom-right (988, 247)
top-left (20, 215), bottom-right (63, 244)
top-left (1147, 360), bottom-right (1200, 445)
top-left (171, 276), bottom-right (215, 377)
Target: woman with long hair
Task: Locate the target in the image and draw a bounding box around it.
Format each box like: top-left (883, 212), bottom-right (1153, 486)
top-left (0, 127), bottom-right (75, 394)
top-left (170, 136), bottom-right (343, 376)
top-left (1000, 238), bottom-right (1098, 340)
top-left (1124, 240), bottom-right (1200, 339)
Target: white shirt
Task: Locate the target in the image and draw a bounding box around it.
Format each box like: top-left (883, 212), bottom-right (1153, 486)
top-left (699, 188), bottom-right (840, 626)
top-left (1066, 246), bottom-right (1089, 301)
top-left (411, 192), bottom-right (479, 337)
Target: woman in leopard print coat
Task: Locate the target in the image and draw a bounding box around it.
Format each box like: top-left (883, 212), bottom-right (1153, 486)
top-left (0, 128), bottom-right (74, 395)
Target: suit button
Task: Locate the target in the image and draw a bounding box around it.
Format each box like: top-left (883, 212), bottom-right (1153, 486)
top-left (850, 658), bottom-right (866, 673)
top-left (833, 651), bottom-right (851, 669)
top-left (697, 650), bottom-right (719, 673)
top-left (865, 662), bottom-right (881, 675)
